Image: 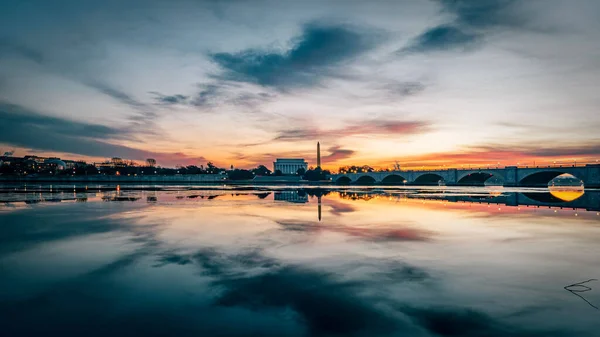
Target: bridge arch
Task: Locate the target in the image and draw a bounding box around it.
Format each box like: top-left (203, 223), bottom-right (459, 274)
top-left (414, 173), bottom-right (444, 185)
top-left (335, 176), bottom-right (352, 185)
top-left (457, 171), bottom-right (504, 186)
top-left (519, 171), bottom-right (583, 187)
top-left (381, 174), bottom-right (407, 184)
top-left (355, 175), bottom-right (377, 185)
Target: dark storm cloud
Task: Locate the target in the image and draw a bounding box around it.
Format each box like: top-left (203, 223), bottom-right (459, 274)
top-left (402, 0), bottom-right (523, 53)
top-left (211, 22), bottom-right (383, 89)
top-left (0, 102), bottom-right (206, 165)
top-left (274, 120), bottom-right (430, 142)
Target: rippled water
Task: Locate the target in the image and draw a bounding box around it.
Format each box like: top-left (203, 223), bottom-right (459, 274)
top-left (1, 185), bottom-right (599, 336)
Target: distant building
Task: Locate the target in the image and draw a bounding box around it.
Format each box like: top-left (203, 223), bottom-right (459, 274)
top-left (273, 158), bottom-right (307, 175)
top-left (94, 158), bottom-right (129, 170)
top-left (63, 160), bottom-right (86, 169)
top-left (23, 155), bottom-right (47, 163)
top-left (44, 158), bottom-right (67, 171)
top-left (0, 156), bottom-right (20, 167)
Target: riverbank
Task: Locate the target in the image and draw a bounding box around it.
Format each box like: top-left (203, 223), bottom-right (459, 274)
top-left (0, 174), bottom-right (334, 185)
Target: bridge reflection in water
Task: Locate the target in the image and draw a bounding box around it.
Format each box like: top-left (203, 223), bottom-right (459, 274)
top-left (3, 185), bottom-right (597, 222)
top-left (270, 187), bottom-right (599, 221)
top-left (332, 188), bottom-right (598, 211)
top-left (548, 188), bottom-right (585, 202)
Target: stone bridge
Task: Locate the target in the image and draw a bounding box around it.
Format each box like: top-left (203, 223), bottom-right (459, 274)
top-left (330, 164), bottom-right (600, 188)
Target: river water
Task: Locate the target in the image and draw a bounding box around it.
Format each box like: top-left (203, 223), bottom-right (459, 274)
top-left (1, 185), bottom-right (599, 336)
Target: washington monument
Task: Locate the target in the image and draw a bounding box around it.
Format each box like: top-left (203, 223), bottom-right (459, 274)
top-left (317, 142), bottom-right (321, 168)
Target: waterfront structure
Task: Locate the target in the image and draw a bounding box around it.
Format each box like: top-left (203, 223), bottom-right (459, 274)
top-left (317, 142), bottom-right (321, 168)
top-left (273, 158), bottom-right (308, 175)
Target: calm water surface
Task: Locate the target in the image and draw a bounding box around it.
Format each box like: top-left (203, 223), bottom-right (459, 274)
top-left (1, 185), bottom-right (599, 336)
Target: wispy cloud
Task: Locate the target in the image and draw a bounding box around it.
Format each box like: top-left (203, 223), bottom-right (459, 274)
top-left (381, 81), bottom-right (427, 99)
top-left (211, 22), bottom-right (384, 90)
top-left (0, 38), bottom-right (160, 126)
top-left (438, 0), bottom-right (523, 30)
top-left (191, 83), bottom-right (276, 110)
top-left (401, 0), bottom-right (524, 53)
top-left (150, 82), bottom-right (276, 113)
top-left (477, 143), bottom-right (600, 158)
top-left (0, 38), bottom-right (45, 64)
top-left (382, 142), bottom-right (600, 168)
top-left (84, 81), bottom-right (159, 127)
top-left (323, 146), bottom-right (355, 162)
top-left (150, 92), bottom-right (189, 105)
top-left (402, 25), bottom-right (480, 53)
top-left (230, 145), bottom-right (357, 168)
top-left (274, 120), bottom-right (431, 142)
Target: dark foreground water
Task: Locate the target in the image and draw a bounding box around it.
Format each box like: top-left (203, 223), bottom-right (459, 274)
top-left (1, 185), bottom-right (599, 337)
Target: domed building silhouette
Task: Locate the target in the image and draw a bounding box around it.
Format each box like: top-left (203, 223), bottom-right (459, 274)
top-left (44, 158), bottom-right (67, 171)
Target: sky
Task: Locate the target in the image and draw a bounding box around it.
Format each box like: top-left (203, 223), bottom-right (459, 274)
top-left (1, 0), bottom-right (599, 170)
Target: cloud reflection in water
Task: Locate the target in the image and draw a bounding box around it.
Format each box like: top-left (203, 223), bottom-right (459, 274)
top-left (0, 188), bottom-right (598, 336)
